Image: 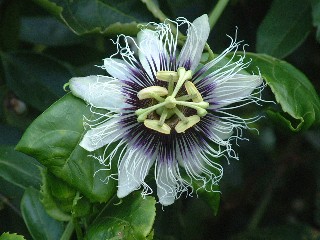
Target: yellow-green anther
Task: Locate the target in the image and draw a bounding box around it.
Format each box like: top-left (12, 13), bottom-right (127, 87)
top-left (174, 100), bottom-right (209, 109)
top-left (184, 81), bottom-right (203, 103)
top-left (144, 119), bottom-right (171, 134)
top-left (156, 71), bottom-right (179, 82)
top-left (172, 67), bottom-right (193, 98)
top-left (175, 115), bottom-right (200, 133)
top-left (137, 86), bottom-right (168, 100)
top-left (197, 108), bottom-right (207, 117)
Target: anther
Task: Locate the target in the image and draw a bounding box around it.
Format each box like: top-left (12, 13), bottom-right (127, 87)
top-left (175, 115), bottom-right (200, 133)
top-left (156, 71), bottom-right (179, 82)
top-left (184, 81), bottom-right (203, 103)
top-left (144, 119), bottom-right (171, 134)
top-left (171, 67), bottom-right (192, 98)
top-left (137, 86), bottom-right (168, 100)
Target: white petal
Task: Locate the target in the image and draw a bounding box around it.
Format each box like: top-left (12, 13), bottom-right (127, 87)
top-left (80, 117), bottom-right (123, 152)
top-left (69, 75), bottom-right (126, 111)
top-left (156, 162), bottom-right (177, 206)
top-left (103, 58), bottom-right (131, 80)
top-left (117, 148), bottom-right (155, 198)
top-left (137, 29), bottom-right (166, 78)
top-left (208, 74), bottom-right (263, 109)
top-left (208, 118), bottom-right (234, 141)
top-left (178, 14), bottom-right (210, 71)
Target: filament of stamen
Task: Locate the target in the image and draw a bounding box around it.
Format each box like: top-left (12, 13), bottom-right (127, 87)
top-left (184, 81), bottom-right (203, 103)
top-left (171, 67), bottom-right (192, 98)
top-left (158, 108), bottom-right (168, 126)
top-left (176, 94), bottom-right (197, 101)
top-left (173, 108), bottom-right (188, 123)
top-left (136, 102), bottom-right (167, 122)
top-left (150, 92), bottom-right (165, 102)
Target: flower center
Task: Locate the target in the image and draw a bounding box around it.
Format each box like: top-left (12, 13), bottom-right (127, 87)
top-left (135, 67), bottom-right (209, 134)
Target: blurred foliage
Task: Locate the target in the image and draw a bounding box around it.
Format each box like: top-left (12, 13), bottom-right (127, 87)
top-left (0, 0), bottom-right (320, 239)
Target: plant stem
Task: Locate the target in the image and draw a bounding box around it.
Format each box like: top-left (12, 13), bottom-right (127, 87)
top-left (141, 0), bottom-right (167, 22)
top-left (60, 220), bottom-right (74, 240)
top-left (73, 217), bottom-right (84, 240)
top-left (140, 0), bottom-right (183, 37)
top-left (208, 0), bottom-right (230, 30)
top-left (90, 194), bottom-right (117, 225)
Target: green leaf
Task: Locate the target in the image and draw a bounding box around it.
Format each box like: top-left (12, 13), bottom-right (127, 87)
top-left (34, 0), bottom-right (154, 35)
top-left (16, 94), bottom-right (117, 202)
top-left (310, 0), bottom-right (320, 42)
top-left (40, 169), bottom-right (72, 221)
top-left (245, 53), bottom-right (320, 131)
top-left (86, 192), bottom-right (156, 239)
top-left (20, 188), bottom-right (64, 240)
top-left (256, 0), bottom-right (312, 58)
top-left (0, 232), bottom-right (26, 240)
top-left (1, 52), bottom-right (74, 111)
top-left (40, 169), bottom-right (92, 221)
top-left (20, 16), bottom-right (84, 46)
top-left (0, 146), bottom-right (42, 189)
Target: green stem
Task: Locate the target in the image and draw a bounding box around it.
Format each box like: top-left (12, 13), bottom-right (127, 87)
top-left (60, 221), bottom-right (74, 240)
top-left (140, 0), bottom-right (184, 37)
top-left (73, 217), bottom-right (83, 240)
top-left (32, 0), bottom-right (62, 19)
top-left (208, 0), bottom-right (229, 30)
top-left (91, 194), bottom-right (118, 225)
top-left (140, 0), bottom-right (167, 23)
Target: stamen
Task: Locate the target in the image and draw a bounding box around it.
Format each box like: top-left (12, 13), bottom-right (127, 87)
top-left (174, 100), bottom-right (209, 109)
top-left (168, 78), bottom-right (174, 95)
top-left (156, 71), bottom-right (179, 82)
top-left (137, 68), bottom-right (210, 134)
top-left (150, 93), bottom-right (165, 102)
top-left (184, 81), bottom-right (203, 103)
top-left (144, 119), bottom-right (171, 134)
top-left (175, 115), bottom-right (200, 133)
top-left (136, 102), bottom-right (167, 122)
top-left (171, 67), bottom-right (192, 98)
top-left (173, 108), bottom-right (188, 123)
top-left (176, 94), bottom-right (197, 101)
top-left (158, 108), bottom-right (168, 126)
top-left (173, 100), bottom-right (208, 117)
top-left (137, 86), bottom-right (168, 100)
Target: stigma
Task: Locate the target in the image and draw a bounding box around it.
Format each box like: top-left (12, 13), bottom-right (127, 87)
top-left (135, 67), bottom-right (209, 134)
